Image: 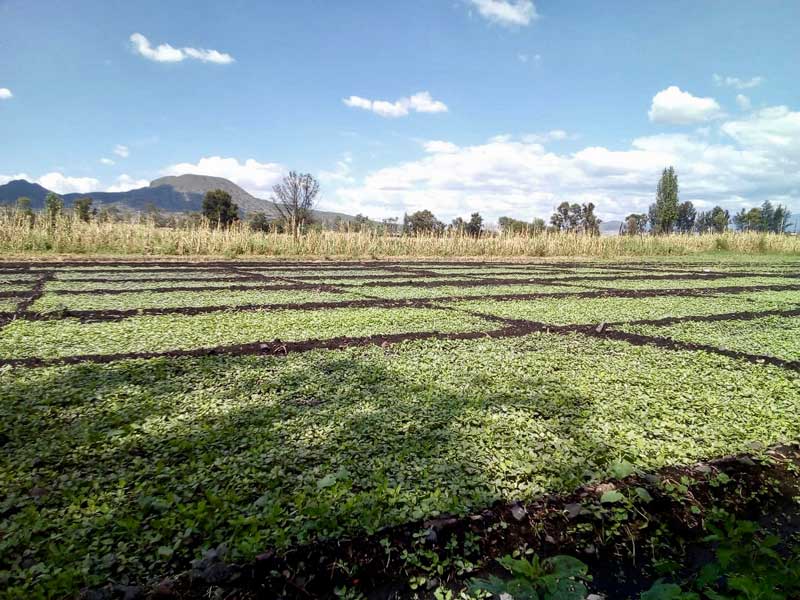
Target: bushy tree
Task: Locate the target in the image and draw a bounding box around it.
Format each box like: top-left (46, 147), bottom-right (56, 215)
top-left (44, 192), bottom-right (63, 223)
top-left (498, 217), bottom-right (545, 235)
top-left (403, 210), bottom-right (444, 234)
top-left (271, 172), bottom-right (319, 240)
top-left (675, 201), bottom-right (696, 233)
top-left (15, 196), bottom-right (34, 226)
top-left (248, 211), bottom-right (272, 232)
top-left (73, 197), bottom-right (94, 222)
top-left (696, 206), bottom-right (729, 233)
top-left (466, 212), bottom-right (483, 237)
top-left (620, 213), bottom-right (648, 235)
top-left (580, 202), bottom-right (601, 235)
top-left (551, 202), bottom-right (600, 234)
top-left (202, 189), bottom-right (239, 228)
top-left (649, 167), bottom-right (679, 234)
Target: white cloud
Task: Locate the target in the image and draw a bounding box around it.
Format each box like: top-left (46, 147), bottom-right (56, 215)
top-left (713, 74), bottom-right (764, 90)
top-left (129, 33), bottom-right (234, 64)
top-left (467, 0), bottom-right (538, 27)
top-left (332, 106), bottom-right (800, 222)
top-left (736, 94), bottom-right (751, 111)
top-left (0, 173), bottom-right (30, 185)
top-left (343, 91), bottom-right (448, 118)
top-left (522, 129), bottom-right (570, 143)
top-left (648, 86), bottom-right (724, 124)
top-left (36, 172), bottom-right (100, 194)
top-left (0, 88), bottom-right (12, 100)
top-left (721, 106), bottom-right (800, 158)
top-left (424, 140), bottom-right (460, 154)
top-left (100, 158), bottom-right (115, 166)
top-left (105, 174), bottom-right (149, 193)
top-left (319, 154), bottom-right (355, 185)
top-left (113, 144), bottom-right (129, 158)
top-left (161, 156), bottom-right (285, 197)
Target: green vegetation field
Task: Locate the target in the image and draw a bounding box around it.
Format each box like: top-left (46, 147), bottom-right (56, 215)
top-left (1, 257), bottom-right (799, 599)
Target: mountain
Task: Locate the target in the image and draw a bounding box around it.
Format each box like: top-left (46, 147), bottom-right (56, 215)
top-left (600, 220), bottom-right (623, 236)
top-left (0, 180), bottom-right (52, 206)
top-left (0, 175), bottom-right (360, 225)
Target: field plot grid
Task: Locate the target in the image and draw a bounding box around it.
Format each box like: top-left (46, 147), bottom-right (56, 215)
top-left (1, 258), bottom-right (800, 596)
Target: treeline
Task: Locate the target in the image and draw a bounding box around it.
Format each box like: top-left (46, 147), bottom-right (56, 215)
top-left (620, 167), bottom-right (793, 235)
top-left (4, 166), bottom-right (794, 238)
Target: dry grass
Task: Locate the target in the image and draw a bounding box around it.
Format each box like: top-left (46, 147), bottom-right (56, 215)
top-left (1, 215), bottom-right (798, 258)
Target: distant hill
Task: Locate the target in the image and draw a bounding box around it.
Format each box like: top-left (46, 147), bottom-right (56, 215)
top-left (0, 175), bottom-right (360, 225)
top-left (600, 220), bottom-right (623, 236)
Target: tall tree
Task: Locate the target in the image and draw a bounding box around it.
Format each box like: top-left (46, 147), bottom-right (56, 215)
top-left (650, 167), bottom-right (679, 234)
top-left (709, 206), bottom-right (730, 233)
top-left (202, 189), bottom-right (239, 228)
top-left (675, 201), bottom-right (696, 233)
top-left (44, 192), bottom-right (63, 224)
top-left (580, 202), bottom-right (601, 235)
top-left (271, 172), bottom-right (319, 240)
top-left (73, 197), bottom-right (94, 223)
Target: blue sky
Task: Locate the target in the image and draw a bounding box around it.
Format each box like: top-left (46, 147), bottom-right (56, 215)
top-left (1, 0), bottom-right (799, 223)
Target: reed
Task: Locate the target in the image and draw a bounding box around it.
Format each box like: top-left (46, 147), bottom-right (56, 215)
top-left (0, 214), bottom-right (798, 258)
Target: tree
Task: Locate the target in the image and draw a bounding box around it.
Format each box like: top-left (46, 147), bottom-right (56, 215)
top-left (675, 201), bottom-right (696, 233)
top-left (580, 203), bottom-right (601, 235)
top-left (15, 196), bottom-right (34, 226)
top-left (248, 212), bottom-right (272, 232)
top-left (649, 167), bottom-right (679, 234)
top-left (202, 189), bottom-right (239, 228)
top-left (450, 217), bottom-right (467, 232)
top-left (404, 210), bottom-right (444, 235)
top-left (696, 207), bottom-right (729, 233)
top-left (620, 213), bottom-right (648, 235)
top-left (710, 206), bottom-right (730, 233)
top-left (73, 197), bottom-right (94, 223)
top-left (550, 202), bottom-right (578, 232)
top-left (271, 171), bottom-right (319, 240)
top-left (498, 217), bottom-right (545, 235)
top-left (466, 212), bottom-right (483, 237)
top-left (44, 192), bottom-right (63, 224)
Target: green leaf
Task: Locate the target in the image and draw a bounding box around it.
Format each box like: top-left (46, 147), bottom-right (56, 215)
top-left (600, 490), bottom-right (624, 503)
top-left (609, 459), bottom-right (635, 480)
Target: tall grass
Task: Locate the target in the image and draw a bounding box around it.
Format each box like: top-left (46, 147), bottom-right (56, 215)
top-left (1, 214), bottom-right (798, 259)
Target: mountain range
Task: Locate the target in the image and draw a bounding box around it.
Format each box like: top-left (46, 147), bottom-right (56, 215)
top-left (0, 175), bottom-right (359, 225)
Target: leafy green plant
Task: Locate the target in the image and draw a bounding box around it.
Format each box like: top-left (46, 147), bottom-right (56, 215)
top-left (468, 554), bottom-right (590, 599)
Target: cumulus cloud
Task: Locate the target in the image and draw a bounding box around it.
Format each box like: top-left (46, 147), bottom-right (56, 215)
top-left (331, 106), bottom-right (800, 222)
top-left (100, 158), bottom-right (115, 166)
top-left (105, 174), bottom-right (149, 192)
top-left (721, 106), bottom-right (800, 158)
top-left (648, 86), bottom-right (724, 124)
top-left (424, 140), bottom-right (460, 154)
top-left (467, 0), bottom-right (538, 27)
top-left (161, 156), bottom-right (285, 197)
top-left (713, 74), bottom-right (764, 89)
top-left (113, 144), bottom-right (129, 158)
top-left (130, 33), bottom-right (234, 64)
top-left (343, 91), bottom-right (448, 118)
top-left (36, 172), bottom-right (100, 194)
top-left (0, 88), bottom-right (12, 100)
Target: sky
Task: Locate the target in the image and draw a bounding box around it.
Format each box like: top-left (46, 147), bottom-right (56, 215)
top-left (1, 0), bottom-right (799, 224)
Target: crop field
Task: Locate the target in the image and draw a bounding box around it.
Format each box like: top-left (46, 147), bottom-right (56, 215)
top-left (1, 257), bottom-right (800, 599)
